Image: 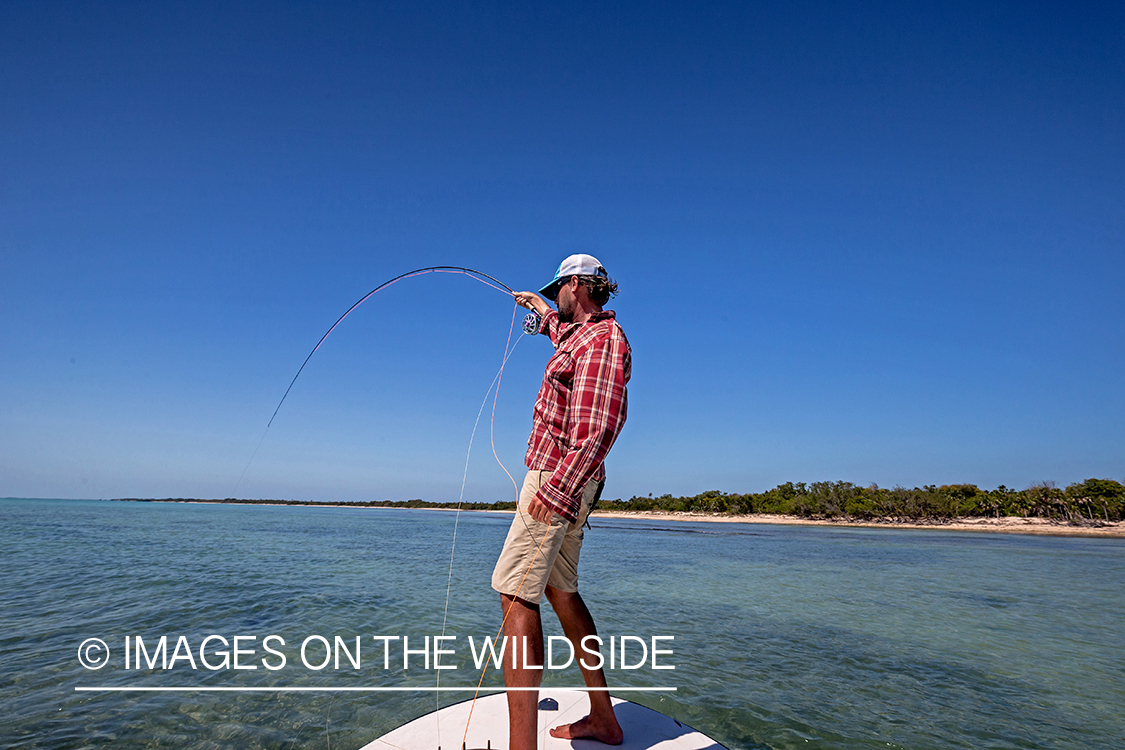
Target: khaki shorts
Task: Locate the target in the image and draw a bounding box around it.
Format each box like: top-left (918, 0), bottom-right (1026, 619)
top-left (491, 469), bottom-right (603, 605)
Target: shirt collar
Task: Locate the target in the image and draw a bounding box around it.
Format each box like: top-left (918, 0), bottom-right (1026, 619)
top-left (556, 309), bottom-right (615, 342)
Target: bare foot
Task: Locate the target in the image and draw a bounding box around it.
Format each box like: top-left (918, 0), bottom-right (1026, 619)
top-left (549, 713), bottom-right (624, 745)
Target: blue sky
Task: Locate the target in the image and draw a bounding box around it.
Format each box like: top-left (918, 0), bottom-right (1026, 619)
top-left (2, 1), bottom-right (1122, 503)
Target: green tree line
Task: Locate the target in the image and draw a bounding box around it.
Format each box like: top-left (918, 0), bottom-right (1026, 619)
top-left (604, 478), bottom-right (1125, 523)
top-left (115, 478), bottom-right (1124, 523)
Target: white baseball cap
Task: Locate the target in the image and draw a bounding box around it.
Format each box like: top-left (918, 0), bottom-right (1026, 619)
top-left (538, 253), bottom-right (608, 301)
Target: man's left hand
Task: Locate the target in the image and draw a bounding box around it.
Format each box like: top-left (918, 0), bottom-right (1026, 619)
top-left (526, 495), bottom-right (557, 523)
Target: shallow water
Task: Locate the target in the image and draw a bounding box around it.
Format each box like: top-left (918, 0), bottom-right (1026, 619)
top-left (2, 498), bottom-right (1123, 750)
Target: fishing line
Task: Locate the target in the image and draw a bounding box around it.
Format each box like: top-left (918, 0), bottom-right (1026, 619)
top-left (443, 309), bottom-right (563, 750)
top-left (452, 318), bottom-right (559, 746)
top-left (435, 301), bottom-right (565, 750)
top-left (440, 307), bottom-right (524, 639)
top-left (324, 692), bottom-right (336, 750)
top-left (436, 303), bottom-right (525, 747)
top-left (431, 308), bottom-right (554, 749)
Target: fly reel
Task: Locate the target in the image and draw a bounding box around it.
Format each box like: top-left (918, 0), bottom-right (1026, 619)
top-left (522, 311), bottom-right (542, 336)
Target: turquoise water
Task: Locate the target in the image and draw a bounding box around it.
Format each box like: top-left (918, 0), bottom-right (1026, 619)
top-left (2, 498), bottom-right (1123, 750)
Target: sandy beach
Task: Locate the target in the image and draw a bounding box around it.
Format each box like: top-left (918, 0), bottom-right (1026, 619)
top-left (589, 509), bottom-right (1125, 538)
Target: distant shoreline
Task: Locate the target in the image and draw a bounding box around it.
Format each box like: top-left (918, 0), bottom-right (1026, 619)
top-left (106, 498), bottom-right (1125, 538)
top-left (590, 510), bottom-right (1125, 538)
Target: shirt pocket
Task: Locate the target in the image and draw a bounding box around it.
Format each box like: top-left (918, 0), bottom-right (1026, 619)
top-left (545, 349), bottom-right (574, 387)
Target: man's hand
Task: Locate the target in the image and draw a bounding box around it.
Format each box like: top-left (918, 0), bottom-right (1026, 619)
top-left (513, 291), bottom-right (552, 317)
top-left (526, 495), bottom-right (558, 523)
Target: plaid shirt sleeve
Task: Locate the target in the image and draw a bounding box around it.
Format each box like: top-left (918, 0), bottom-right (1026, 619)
top-left (534, 319), bottom-right (630, 522)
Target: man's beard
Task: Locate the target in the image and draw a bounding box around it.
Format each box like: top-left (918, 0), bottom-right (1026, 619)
top-left (557, 295), bottom-right (575, 322)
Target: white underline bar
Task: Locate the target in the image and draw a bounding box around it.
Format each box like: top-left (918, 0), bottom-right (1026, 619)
top-left (75, 686), bottom-right (676, 693)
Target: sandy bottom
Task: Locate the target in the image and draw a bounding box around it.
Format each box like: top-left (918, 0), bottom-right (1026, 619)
top-left (589, 510), bottom-right (1125, 538)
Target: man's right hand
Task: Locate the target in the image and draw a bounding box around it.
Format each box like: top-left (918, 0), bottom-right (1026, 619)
top-left (526, 494), bottom-right (558, 524)
top-left (513, 291), bottom-right (551, 317)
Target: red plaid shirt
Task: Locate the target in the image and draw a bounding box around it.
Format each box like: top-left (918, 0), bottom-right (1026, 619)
top-left (525, 309), bottom-right (631, 522)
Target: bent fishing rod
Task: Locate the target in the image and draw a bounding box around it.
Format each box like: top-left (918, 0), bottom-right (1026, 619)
top-left (235, 265), bottom-right (544, 494)
top-left (267, 266), bottom-right (544, 428)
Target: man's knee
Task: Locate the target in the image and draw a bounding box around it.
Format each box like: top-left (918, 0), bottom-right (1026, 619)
top-left (544, 585), bottom-right (579, 607)
top-left (501, 593), bottom-right (540, 616)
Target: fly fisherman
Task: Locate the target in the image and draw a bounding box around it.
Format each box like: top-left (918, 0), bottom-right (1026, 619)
top-left (494, 254), bottom-right (631, 749)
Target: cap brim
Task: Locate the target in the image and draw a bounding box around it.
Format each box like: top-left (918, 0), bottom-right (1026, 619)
top-left (539, 279), bottom-right (562, 301)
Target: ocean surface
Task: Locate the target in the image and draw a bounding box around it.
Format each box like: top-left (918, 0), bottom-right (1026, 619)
top-left (2, 498), bottom-right (1123, 750)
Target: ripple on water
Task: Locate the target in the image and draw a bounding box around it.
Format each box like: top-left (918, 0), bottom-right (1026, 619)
top-left (2, 500), bottom-right (1124, 750)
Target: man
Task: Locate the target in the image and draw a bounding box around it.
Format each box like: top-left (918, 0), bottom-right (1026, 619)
top-left (493, 253), bottom-right (631, 750)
